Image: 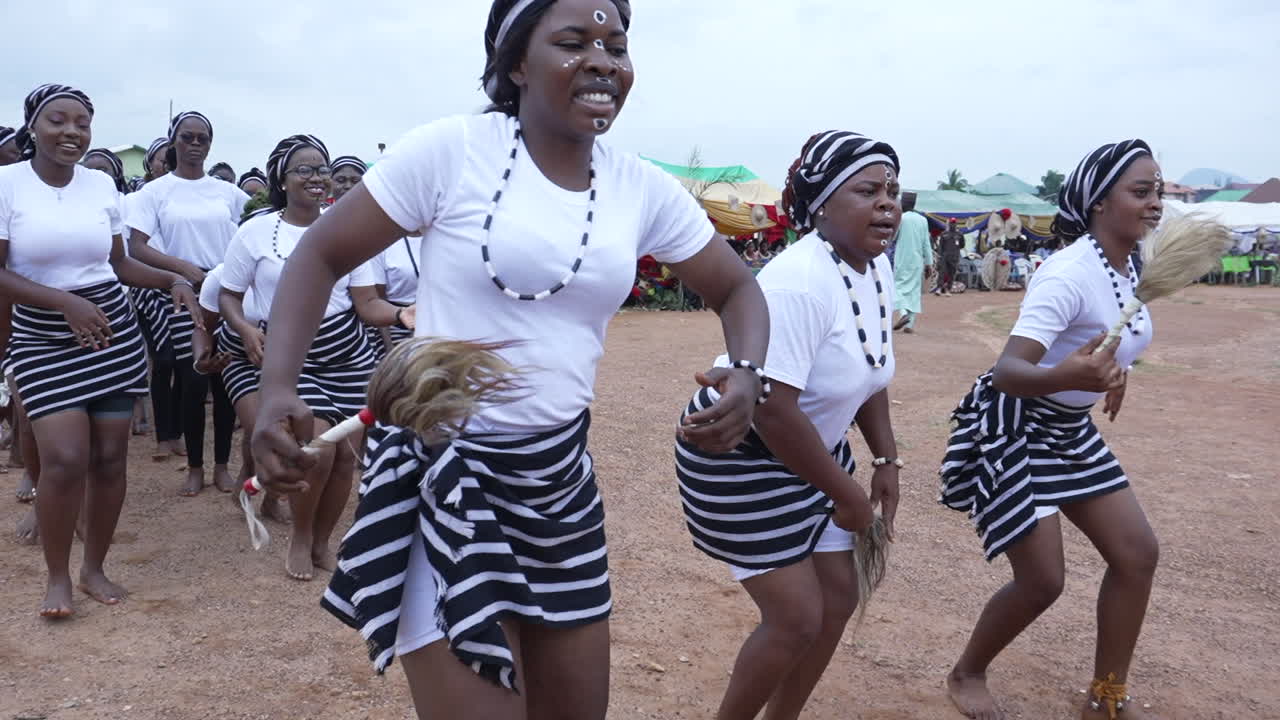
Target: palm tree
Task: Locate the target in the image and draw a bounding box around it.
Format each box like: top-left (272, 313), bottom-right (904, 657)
top-left (937, 169), bottom-right (969, 191)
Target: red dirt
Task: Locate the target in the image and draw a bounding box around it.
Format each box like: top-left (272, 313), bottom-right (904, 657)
top-left (2, 284), bottom-right (1277, 719)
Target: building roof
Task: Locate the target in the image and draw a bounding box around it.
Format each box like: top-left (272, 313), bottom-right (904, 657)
top-left (971, 173), bottom-right (1038, 196)
top-left (1241, 178), bottom-right (1280, 204)
top-left (1202, 189), bottom-right (1251, 203)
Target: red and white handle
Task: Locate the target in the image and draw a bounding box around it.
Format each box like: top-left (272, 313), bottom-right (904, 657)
top-left (243, 408), bottom-right (376, 496)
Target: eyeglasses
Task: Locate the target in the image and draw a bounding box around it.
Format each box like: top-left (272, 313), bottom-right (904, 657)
top-left (178, 132), bottom-right (211, 146)
top-left (287, 165), bottom-right (332, 179)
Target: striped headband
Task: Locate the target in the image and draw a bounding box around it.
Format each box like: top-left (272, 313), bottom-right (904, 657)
top-left (1055, 139), bottom-right (1152, 240)
top-left (237, 167), bottom-right (267, 190)
top-left (784, 130), bottom-right (900, 232)
top-left (266, 134), bottom-right (329, 205)
top-left (128, 176), bottom-right (147, 192)
top-left (330, 155), bottom-right (367, 175)
top-left (168, 111), bottom-right (212, 143)
top-left (19, 84), bottom-right (95, 160)
top-left (83, 148), bottom-right (126, 192)
top-left (482, 0), bottom-right (631, 102)
top-left (208, 161), bottom-right (234, 179)
top-left (144, 137), bottom-right (168, 168)
top-left (0, 126), bottom-right (16, 148)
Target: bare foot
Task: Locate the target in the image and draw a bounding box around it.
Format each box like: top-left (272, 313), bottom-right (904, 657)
top-left (260, 493), bottom-right (293, 525)
top-left (16, 470), bottom-right (35, 502)
top-left (78, 569), bottom-right (128, 605)
top-left (152, 442), bottom-right (170, 462)
top-left (212, 464), bottom-right (237, 493)
top-left (948, 670), bottom-right (1002, 720)
top-left (40, 575), bottom-right (74, 619)
top-left (179, 467), bottom-right (204, 497)
top-left (312, 542), bottom-right (337, 572)
top-left (167, 439), bottom-right (187, 457)
top-left (286, 535), bottom-right (314, 581)
top-left (17, 506), bottom-right (39, 545)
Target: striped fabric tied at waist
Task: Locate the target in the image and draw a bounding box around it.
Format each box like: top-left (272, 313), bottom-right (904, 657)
top-left (8, 281), bottom-right (149, 420)
top-left (674, 387), bottom-right (852, 571)
top-left (215, 323), bottom-right (259, 407)
top-left (129, 286), bottom-right (173, 361)
top-left (321, 410), bottom-right (610, 690)
top-left (938, 372), bottom-right (1128, 560)
top-left (276, 310), bottom-right (377, 425)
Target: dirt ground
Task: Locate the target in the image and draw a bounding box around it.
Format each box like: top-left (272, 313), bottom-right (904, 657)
top-left (1, 284), bottom-right (1277, 720)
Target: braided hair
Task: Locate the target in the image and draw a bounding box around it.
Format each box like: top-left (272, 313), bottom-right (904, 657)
top-left (18, 84), bottom-right (95, 160)
top-left (83, 148), bottom-right (126, 193)
top-left (265, 134), bottom-right (329, 211)
top-left (481, 0), bottom-right (632, 116)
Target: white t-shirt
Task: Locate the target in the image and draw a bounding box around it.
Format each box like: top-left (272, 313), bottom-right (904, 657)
top-left (1010, 236), bottom-right (1154, 407)
top-left (365, 112), bottom-right (714, 432)
top-left (370, 236), bottom-right (420, 305)
top-left (128, 173), bottom-right (248, 270)
top-left (0, 161), bottom-right (122, 291)
top-left (221, 211), bottom-right (377, 322)
top-left (124, 191), bottom-right (166, 253)
top-left (199, 263), bottom-right (262, 324)
top-left (718, 234), bottom-right (896, 450)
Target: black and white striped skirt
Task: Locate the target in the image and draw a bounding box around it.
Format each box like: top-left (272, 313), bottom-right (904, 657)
top-left (216, 324), bottom-right (259, 407)
top-left (321, 410), bottom-right (610, 690)
top-left (938, 372), bottom-right (1129, 560)
top-left (289, 310), bottom-right (377, 425)
top-left (8, 281), bottom-right (149, 421)
top-left (169, 308), bottom-right (197, 363)
top-left (129, 286), bottom-right (173, 361)
top-left (674, 387), bottom-right (853, 571)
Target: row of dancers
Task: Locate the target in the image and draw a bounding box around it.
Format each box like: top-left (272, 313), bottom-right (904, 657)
top-left (2, 1), bottom-right (1170, 719)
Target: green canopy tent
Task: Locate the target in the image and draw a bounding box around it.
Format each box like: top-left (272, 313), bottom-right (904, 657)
top-left (971, 172), bottom-right (1039, 196)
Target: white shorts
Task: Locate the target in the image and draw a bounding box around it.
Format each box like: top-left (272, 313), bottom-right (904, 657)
top-left (393, 531), bottom-right (446, 657)
top-left (1035, 504), bottom-right (1059, 520)
top-left (729, 521), bottom-right (855, 582)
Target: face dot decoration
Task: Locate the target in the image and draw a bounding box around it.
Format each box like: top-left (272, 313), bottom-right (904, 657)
top-left (562, 55), bottom-right (582, 68)
top-left (593, 9), bottom-right (608, 24)
top-left (594, 38), bottom-right (605, 49)
top-left (593, 118), bottom-right (609, 130)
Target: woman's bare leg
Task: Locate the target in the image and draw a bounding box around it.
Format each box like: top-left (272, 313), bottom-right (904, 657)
top-left (78, 413), bottom-right (132, 605)
top-left (284, 416), bottom-right (335, 580)
top-left (519, 619), bottom-right (611, 720)
top-left (30, 410), bottom-right (92, 617)
top-left (402, 622), bottom-right (526, 720)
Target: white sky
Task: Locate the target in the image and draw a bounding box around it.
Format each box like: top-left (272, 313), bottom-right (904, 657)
top-left (4, 0), bottom-right (1277, 189)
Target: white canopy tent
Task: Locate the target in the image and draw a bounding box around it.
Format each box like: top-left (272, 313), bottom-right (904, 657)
top-left (1163, 200), bottom-right (1280, 252)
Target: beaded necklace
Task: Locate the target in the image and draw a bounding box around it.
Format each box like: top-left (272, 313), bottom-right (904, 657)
top-left (1089, 235), bottom-right (1145, 335)
top-left (819, 234), bottom-right (889, 368)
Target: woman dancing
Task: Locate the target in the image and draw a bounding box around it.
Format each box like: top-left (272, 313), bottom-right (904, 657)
top-left (127, 111), bottom-right (248, 495)
top-left (251, 1), bottom-right (768, 717)
top-left (940, 140), bottom-right (1163, 720)
top-left (221, 134), bottom-right (403, 579)
top-left (675, 131), bottom-right (903, 720)
top-left (0, 84), bottom-right (199, 617)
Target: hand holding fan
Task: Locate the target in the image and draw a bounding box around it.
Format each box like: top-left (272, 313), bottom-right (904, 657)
top-left (1096, 213), bottom-right (1233, 353)
top-left (239, 338), bottom-right (523, 549)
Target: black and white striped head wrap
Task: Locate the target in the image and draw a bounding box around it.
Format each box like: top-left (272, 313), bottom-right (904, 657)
top-left (83, 148), bottom-right (126, 193)
top-left (782, 130), bottom-right (900, 234)
top-left (482, 0), bottom-right (632, 107)
top-left (128, 176), bottom-right (147, 193)
top-left (237, 167), bottom-right (267, 191)
top-left (265, 134), bottom-right (329, 210)
top-left (144, 137), bottom-right (168, 170)
top-left (168, 111), bottom-right (212, 143)
top-left (330, 155), bottom-right (367, 176)
top-left (1054, 139), bottom-right (1153, 241)
top-left (0, 126), bottom-right (17, 150)
top-left (18, 84), bottom-right (95, 160)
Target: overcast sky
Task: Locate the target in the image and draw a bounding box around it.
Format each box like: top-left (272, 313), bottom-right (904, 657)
top-left (4, 0), bottom-right (1277, 190)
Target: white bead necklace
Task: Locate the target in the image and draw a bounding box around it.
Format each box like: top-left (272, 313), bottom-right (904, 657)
top-left (820, 234), bottom-right (889, 368)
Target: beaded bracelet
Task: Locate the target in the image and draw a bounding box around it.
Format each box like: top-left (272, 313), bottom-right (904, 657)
top-left (731, 359), bottom-right (771, 405)
top-left (871, 457), bottom-right (905, 468)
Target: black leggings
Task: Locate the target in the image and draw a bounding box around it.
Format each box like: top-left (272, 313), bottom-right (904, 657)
top-left (177, 357), bottom-right (234, 467)
top-left (149, 345), bottom-right (182, 443)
